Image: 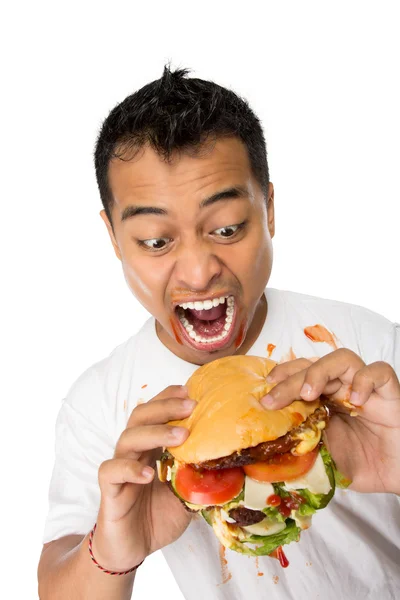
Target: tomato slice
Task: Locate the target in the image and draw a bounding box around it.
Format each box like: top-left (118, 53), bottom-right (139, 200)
top-left (175, 465), bottom-right (245, 505)
top-left (243, 449), bottom-right (318, 483)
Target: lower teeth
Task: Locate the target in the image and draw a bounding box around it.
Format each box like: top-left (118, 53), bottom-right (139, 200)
top-left (178, 296), bottom-right (234, 344)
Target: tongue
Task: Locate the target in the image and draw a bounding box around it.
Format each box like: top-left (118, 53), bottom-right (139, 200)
top-left (188, 303), bottom-right (226, 321)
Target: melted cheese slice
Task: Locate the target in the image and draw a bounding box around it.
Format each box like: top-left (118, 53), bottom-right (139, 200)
top-left (244, 476), bottom-right (275, 510)
top-left (284, 453), bottom-right (331, 495)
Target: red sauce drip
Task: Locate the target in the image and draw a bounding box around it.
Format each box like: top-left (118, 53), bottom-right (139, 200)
top-left (277, 546), bottom-right (289, 568)
top-left (304, 324), bottom-right (338, 350)
top-left (169, 317), bottom-right (183, 345)
top-left (219, 544), bottom-right (232, 584)
top-left (267, 343), bottom-right (276, 358)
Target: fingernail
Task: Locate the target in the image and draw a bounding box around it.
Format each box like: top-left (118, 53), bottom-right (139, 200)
top-left (182, 399), bottom-right (197, 411)
top-left (350, 391), bottom-right (361, 405)
top-left (261, 394), bottom-right (275, 408)
top-left (266, 375), bottom-right (274, 383)
top-left (300, 383), bottom-right (313, 398)
top-left (142, 466), bottom-right (154, 479)
top-left (171, 427), bottom-right (187, 440)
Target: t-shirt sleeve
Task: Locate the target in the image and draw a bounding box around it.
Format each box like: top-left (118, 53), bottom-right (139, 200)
top-left (378, 322), bottom-right (400, 376)
top-left (42, 366), bottom-right (116, 544)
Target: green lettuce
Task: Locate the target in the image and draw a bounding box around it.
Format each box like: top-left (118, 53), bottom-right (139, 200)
top-left (242, 520), bottom-right (301, 556)
top-left (204, 507), bottom-right (300, 556)
top-left (262, 505), bottom-right (286, 523)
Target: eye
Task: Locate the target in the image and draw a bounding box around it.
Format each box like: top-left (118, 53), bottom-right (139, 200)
top-left (138, 237), bottom-right (172, 251)
top-left (212, 222), bottom-right (247, 239)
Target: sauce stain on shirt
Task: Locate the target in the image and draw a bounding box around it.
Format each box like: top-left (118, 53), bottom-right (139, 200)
top-left (304, 324), bottom-right (338, 349)
top-left (218, 544), bottom-right (232, 584)
top-left (272, 575), bottom-right (279, 584)
top-left (141, 384), bottom-right (148, 389)
top-left (279, 347), bottom-right (297, 363)
top-left (255, 556), bottom-right (264, 576)
top-left (306, 561), bottom-right (312, 567)
top-left (123, 399), bottom-right (127, 410)
top-left (266, 343), bottom-right (276, 358)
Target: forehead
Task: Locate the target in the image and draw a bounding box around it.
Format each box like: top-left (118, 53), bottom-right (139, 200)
top-left (108, 137), bottom-right (255, 208)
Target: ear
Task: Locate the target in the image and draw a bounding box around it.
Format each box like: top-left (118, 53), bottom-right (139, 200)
top-left (100, 210), bottom-right (122, 260)
top-left (266, 182), bottom-right (275, 238)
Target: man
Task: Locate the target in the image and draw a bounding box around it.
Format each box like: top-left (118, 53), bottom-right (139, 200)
top-left (37, 66), bottom-right (400, 599)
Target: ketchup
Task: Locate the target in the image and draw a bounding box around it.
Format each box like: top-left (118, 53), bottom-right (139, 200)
top-left (277, 492), bottom-right (305, 517)
top-left (270, 546), bottom-right (290, 568)
top-left (266, 494), bottom-right (281, 507)
top-left (277, 546), bottom-right (289, 568)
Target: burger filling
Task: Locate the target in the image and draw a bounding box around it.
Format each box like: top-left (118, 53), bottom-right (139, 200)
top-left (195, 406), bottom-right (329, 470)
top-left (158, 406), bottom-right (351, 559)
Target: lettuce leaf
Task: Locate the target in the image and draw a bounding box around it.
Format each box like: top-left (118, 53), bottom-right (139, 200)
top-left (297, 503), bottom-right (316, 517)
top-left (262, 505), bottom-right (286, 523)
top-left (236, 519), bottom-right (301, 556)
top-left (206, 507), bottom-right (300, 556)
top-left (320, 445), bottom-right (352, 489)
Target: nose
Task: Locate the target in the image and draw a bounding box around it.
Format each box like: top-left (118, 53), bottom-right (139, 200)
top-left (173, 242), bottom-right (223, 291)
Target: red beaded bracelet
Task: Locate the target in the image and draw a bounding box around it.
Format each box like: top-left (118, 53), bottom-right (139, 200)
top-left (88, 523), bottom-right (144, 576)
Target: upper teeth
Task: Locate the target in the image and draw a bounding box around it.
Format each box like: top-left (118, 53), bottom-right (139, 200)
top-left (177, 295), bottom-right (235, 345)
top-left (178, 295), bottom-right (232, 311)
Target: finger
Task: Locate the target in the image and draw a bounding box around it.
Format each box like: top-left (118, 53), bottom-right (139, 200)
top-left (260, 366), bottom-right (350, 410)
top-left (349, 361), bottom-right (400, 406)
top-left (98, 458), bottom-right (155, 499)
top-left (296, 349), bottom-right (365, 400)
top-left (267, 358), bottom-right (313, 384)
top-left (260, 369), bottom-right (338, 409)
top-left (115, 424), bottom-right (189, 459)
top-left (128, 396), bottom-right (196, 428)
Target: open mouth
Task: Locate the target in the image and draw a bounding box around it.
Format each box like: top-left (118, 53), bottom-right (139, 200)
top-left (174, 295), bottom-right (236, 352)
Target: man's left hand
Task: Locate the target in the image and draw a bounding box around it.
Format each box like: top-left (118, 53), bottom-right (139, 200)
top-left (260, 349), bottom-right (400, 495)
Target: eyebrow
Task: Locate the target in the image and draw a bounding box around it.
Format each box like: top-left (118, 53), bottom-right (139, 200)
top-left (120, 185), bottom-right (249, 222)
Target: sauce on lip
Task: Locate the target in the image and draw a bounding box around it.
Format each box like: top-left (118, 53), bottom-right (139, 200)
top-left (234, 320), bottom-right (246, 349)
top-left (304, 324), bottom-right (338, 350)
top-left (169, 317), bottom-right (183, 345)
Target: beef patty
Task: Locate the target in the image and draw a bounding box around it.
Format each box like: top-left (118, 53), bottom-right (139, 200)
top-left (193, 406), bottom-right (328, 470)
top-left (228, 506), bottom-right (265, 526)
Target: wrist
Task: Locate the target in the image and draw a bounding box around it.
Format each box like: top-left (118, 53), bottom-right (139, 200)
top-left (90, 523), bottom-right (144, 574)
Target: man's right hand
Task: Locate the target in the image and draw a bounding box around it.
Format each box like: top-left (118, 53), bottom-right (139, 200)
top-left (92, 385), bottom-right (196, 572)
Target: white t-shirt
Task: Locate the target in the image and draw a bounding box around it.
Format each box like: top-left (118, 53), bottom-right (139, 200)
top-left (42, 288), bottom-right (400, 599)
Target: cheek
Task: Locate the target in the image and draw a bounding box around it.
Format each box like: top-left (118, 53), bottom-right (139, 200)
top-left (123, 263), bottom-right (153, 298)
top-left (228, 228), bottom-right (273, 283)
top-left (121, 251), bottom-right (165, 307)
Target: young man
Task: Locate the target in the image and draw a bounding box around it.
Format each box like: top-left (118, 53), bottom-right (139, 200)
top-left (38, 66), bottom-right (400, 600)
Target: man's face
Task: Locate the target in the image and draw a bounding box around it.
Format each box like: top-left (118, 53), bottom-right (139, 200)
top-left (102, 137), bottom-right (275, 365)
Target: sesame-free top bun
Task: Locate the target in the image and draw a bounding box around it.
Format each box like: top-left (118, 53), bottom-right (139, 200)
top-left (167, 355), bottom-right (319, 464)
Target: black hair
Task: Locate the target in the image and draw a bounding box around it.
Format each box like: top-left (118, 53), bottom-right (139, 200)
top-left (94, 65), bottom-right (269, 224)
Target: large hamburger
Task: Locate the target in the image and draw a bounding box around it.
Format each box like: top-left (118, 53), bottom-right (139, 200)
top-left (157, 356), bottom-right (350, 565)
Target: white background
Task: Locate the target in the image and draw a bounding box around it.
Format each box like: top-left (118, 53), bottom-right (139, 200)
top-left (2, 1), bottom-right (399, 598)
